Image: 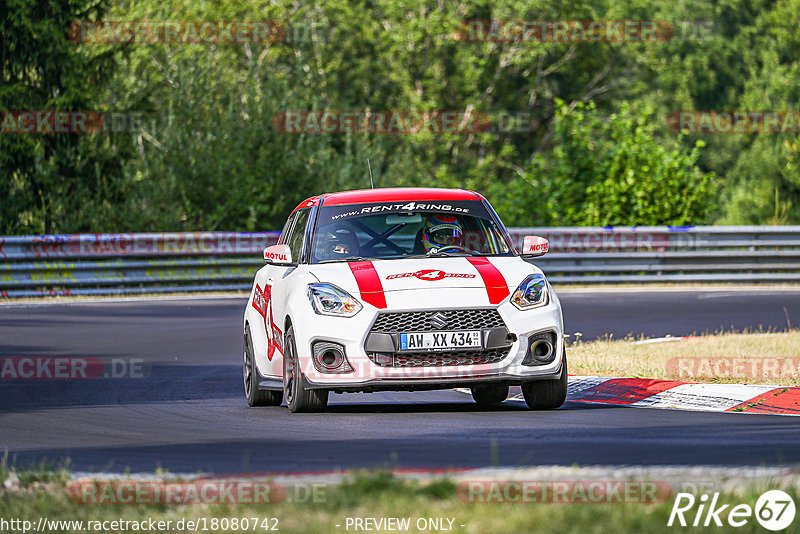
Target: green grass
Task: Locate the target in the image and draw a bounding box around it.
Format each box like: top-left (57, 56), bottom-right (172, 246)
top-left (2, 469), bottom-right (799, 533)
top-left (0, 452), bottom-right (8, 486)
top-left (1, 454), bottom-right (71, 485)
top-left (569, 329), bottom-right (800, 386)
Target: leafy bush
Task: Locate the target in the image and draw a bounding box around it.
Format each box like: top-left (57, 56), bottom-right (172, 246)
top-left (530, 100), bottom-right (715, 226)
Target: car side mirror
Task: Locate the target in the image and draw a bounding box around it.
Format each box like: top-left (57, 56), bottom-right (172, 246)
top-left (263, 244), bottom-right (293, 265)
top-left (520, 236), bottom-right (549, 258)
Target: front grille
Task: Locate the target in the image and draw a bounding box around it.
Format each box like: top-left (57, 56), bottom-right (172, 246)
top-left (368, 347), bottom-right (511, 368)
top-left (366, 309), bottom-right (511, 367)
top-left (370, 309), bottom-right (505, 333)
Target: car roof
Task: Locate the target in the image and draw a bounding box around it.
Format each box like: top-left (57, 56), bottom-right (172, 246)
top-left (292, 187), bottom-right (485, 213)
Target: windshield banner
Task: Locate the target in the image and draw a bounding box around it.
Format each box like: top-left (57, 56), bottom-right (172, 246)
top-left (321, 200), bottom-right (491, 224)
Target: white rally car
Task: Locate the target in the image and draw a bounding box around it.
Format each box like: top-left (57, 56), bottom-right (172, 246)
top-left (243, 187), bottom-right (566, 412)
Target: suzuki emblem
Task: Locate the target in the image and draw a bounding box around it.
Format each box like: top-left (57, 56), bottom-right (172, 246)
top-left (430, 312), bottom-right (449, 330)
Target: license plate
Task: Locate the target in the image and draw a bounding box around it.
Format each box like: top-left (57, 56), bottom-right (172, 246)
top-left (399, 331), bottom-right (482, 352)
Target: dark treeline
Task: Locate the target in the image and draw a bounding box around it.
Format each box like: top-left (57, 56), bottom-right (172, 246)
top-left (1, 0), bottom-right (799, 234)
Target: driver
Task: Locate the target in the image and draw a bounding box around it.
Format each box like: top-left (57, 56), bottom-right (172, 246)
top-left (320, 227), bottom-right (359, 260)
top-left (420, 214), bottom-right (464, 253)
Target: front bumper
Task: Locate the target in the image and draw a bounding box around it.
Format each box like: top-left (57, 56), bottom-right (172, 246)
top-left (292, 291), bottom-right (564, 393)
top-left (308, 366), bottom-right (564, 393)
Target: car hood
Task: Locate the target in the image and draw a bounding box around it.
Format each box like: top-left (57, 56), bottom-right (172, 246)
top-left (309, 256), bottom-right (540, 309)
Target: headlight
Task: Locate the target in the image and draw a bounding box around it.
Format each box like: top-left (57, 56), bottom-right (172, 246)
top-left (307, 283), bottom-right (363, 317)
top-left (511, 274), bottom-right (549, 310)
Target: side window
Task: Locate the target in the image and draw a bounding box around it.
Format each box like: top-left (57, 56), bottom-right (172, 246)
top-left (286, 208), bottom-right (311, 262)
top-left (277, 213), bottom-right (297, 246)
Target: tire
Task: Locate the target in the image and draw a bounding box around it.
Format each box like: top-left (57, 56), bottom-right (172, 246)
top-left (521, 350), bottom-right (567, 410)
top-left (283, 325), bottom-right (328, 413)
top-left (471, 385), bottom-right (509, 406)
top-left (244, 326), bottom-right (282, 407)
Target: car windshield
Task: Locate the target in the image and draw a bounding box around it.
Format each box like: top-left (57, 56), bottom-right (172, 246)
top-left (311, 200), bottom-right (513, 263)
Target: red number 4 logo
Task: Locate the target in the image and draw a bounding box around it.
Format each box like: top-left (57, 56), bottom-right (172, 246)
top-left (252, 284), bottom-right (284, 361)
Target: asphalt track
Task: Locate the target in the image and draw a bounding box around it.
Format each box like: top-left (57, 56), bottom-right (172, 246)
top-left (2, 288), bottom-right (800, 474)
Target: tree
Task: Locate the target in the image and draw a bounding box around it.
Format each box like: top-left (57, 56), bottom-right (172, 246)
top-left (520, 100), bottom-right (714, 226)
top-left (0, 0), bottom-right (131, 234)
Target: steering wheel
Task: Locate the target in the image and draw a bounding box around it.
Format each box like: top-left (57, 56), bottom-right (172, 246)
top-left (428, 245), bottom-right (478, 255)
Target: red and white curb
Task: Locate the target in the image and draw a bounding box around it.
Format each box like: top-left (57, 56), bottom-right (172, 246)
top-left (461, 377), bottom-right (800, 415)
top-left (567, 377), bottom-right (799, 415)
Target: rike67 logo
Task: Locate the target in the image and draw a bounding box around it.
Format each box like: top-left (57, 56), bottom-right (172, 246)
top-left (668, 490), bottom-right (796, 530)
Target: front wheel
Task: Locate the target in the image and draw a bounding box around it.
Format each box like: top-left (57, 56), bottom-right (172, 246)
top-left (521, 350), bottom-right (567, 410)
top-left (244, 326), bottom-right (282, 407)
top-left (283, 325), bottom-right (328, 413)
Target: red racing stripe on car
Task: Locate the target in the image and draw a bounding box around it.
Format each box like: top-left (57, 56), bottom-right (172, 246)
top-left (466, 257), bottom-right (509, 304)
top-left (349, 261), bottom-right (387, 309)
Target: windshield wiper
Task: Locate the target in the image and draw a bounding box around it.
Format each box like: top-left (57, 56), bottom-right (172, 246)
top-left (319, 256), bottom-right (374, 264)
top-left (425, 249), bottom-right (482, 257)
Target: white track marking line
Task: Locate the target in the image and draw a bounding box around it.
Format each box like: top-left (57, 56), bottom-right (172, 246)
top-left (632, 383), bottom-right (776, 411)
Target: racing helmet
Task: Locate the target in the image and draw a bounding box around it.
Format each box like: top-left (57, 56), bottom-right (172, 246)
top-left (320, 227), bottom-right (359, 259)
top-left (421, 214), bottom-right (463, 252)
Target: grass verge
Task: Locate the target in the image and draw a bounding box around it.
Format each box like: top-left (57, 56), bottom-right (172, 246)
top-left (569, 329), bottom-right (800, 386)
top-left (1, 469), bottom-right (798, 534)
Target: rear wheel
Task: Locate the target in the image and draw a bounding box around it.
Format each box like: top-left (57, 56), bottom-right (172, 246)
top-left (244, 326), bottom-right (282, 407)
top-left (521, 350), bottom-right (567, 410)
top-left (283, 325), bottom-right (328, 413)
top-left (471, 385), bottom-right (509, 406)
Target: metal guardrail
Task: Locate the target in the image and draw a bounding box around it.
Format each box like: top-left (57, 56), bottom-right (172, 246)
top-left (0, 233), bottom-right (277, 297)
top-left (0, 226), bottom-right (799, 297)
top-left (513, 226), bottom-right (800, 283)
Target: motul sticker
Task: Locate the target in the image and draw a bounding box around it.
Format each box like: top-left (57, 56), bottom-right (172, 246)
top-left (264, 250), bottom-right (289, 262)
top-left (386, 269), bottom-right (477, 281)
top-left (524, 241), bottom-right (549, 254)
